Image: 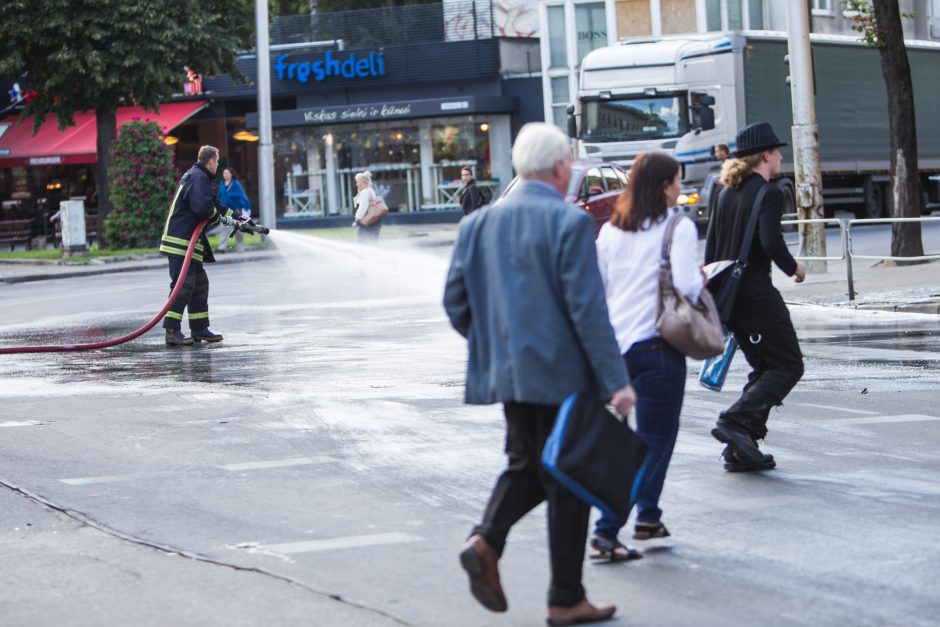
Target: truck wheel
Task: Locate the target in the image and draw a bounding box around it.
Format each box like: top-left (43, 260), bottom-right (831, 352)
top-left (860, 178), bottom-right (885, 219)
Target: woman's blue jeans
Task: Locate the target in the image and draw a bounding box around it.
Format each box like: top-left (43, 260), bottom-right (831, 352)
top-left (595, 337), bottom-right (686, 540)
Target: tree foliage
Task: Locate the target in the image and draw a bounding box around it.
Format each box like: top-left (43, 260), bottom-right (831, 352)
top-left (0, 0), bottom-right (253, 243)
top-left (843, 0), bottom-right (915, 46)
top-left (0, 0), bottom-right (252, 132)
top-left (104, 122), bottom-right (176, 249)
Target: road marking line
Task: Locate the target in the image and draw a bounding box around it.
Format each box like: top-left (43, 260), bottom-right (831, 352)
top-left (217, 456), bottom-right (333, 471)
top-left (59, 473), bottom-right (157, 486)
top-left (264, 532), bottom-right (423, 555)
top-left (0, 420), bottom-right (47, 427)
top-left (835, 414), bottom-right (940, 425)
top-left (791, 403), bottom-right (879, 415)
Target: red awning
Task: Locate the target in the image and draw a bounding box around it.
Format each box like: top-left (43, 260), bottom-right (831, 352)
top-left (0, 100), bottom-right (207, 168)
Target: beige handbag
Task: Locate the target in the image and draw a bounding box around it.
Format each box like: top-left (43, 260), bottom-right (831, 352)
top-left (656, 214), bottom-right (725, 359)
top-left (361, 195), bottom-right (389, 226)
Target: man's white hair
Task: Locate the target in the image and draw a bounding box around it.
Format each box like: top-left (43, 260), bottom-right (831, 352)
top-left (512, 123), bottom-right (571, 177)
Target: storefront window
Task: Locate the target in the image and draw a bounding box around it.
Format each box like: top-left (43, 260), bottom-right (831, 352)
top-left (334, 125), bottom-right (420, 213)
top-left (547, 5), bottom-right (568, 69)
top-left (575, 2), bottom-right (607, 65)
top-left (431, 119), bottom-right (493, 207)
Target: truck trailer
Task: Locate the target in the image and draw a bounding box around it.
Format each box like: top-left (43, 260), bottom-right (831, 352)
top-left (570, 31), bottom-right (940, 222)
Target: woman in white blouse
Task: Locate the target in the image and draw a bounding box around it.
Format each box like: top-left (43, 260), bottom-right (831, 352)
top-left (352, 170), bottom-right (382, 240)
top-left (591, 151), bottom-right (705, 560)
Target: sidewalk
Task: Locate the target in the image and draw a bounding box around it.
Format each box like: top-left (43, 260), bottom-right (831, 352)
top-left (774, 256), bottom-right (940, 314)
top-left (0, 248), bottom-right (279, 284)
top-left (2, 225), bottom-right (937, 315)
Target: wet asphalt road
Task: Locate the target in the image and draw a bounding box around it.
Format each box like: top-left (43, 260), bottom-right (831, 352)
top-left (1, 234), bottom-right (938, 626)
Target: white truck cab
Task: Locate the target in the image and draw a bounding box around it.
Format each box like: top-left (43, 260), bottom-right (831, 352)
top-left (572, 33), bottom-right (740, 222)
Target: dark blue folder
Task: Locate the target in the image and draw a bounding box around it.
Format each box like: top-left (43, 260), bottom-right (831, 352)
top-left (542, 393), bottom-right (648, 522)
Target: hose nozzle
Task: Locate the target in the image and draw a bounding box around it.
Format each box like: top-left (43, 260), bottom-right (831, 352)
top-left (238, 219), bottom-right (270, 235)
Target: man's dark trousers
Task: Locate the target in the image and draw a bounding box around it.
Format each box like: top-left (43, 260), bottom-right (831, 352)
top-left (472, 402), bottom-right (588, 608)
top-left (162, 255), bottom-right (211, 332)
top-left (720, 291), bottom-right (803, 440)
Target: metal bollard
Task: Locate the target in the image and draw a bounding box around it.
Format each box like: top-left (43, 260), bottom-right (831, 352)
top-left (842, 219), bottom-right (855, 302)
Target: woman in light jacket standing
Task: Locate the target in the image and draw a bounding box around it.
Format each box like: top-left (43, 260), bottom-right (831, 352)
top-left (591, 152), bottom-right (705, 559)
top-left (352, 170), bottom-right (382, 241)
top-left (217, 167), bottom-right (251, 252)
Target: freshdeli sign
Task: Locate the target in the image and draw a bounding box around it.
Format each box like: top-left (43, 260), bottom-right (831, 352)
top-left (275, 51), bottom-right (385, 84)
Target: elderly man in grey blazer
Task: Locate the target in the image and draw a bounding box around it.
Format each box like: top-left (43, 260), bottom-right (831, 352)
top-left (444, 123), bottom-right (636, 626)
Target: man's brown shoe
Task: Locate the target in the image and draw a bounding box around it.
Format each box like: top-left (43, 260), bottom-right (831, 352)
top-left (459, 534), bottom-right (507, 612)
top-left (546, 599), bottom-right (616, 626)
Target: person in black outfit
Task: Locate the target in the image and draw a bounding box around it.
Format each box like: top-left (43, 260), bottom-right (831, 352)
top-left (159, 145), bottom-right (232, 346)
top-left (458, 167), bottom-right (485, 215)
top-left (704, 122), bottom-right (806, 471)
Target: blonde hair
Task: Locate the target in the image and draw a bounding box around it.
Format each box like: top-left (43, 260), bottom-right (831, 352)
top-left (354, 170), bottom-right (372, 185)
top-left (719, 153), bottom-right (764, 189)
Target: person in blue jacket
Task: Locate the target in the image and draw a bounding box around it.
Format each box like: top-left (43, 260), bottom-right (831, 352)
top-left (216, 167), bottom-right (251, 253)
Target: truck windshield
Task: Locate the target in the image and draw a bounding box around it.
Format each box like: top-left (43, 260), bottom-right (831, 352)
top-left (581, 95), bottom-right (689, 142)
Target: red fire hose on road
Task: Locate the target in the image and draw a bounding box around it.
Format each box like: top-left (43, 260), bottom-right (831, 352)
top-left (0, 219), bottom-right (210, 355)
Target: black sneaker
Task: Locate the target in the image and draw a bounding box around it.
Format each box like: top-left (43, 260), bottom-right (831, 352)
top-left (722, 445), bottom-right (776, 472)
top-left (193, 329), bottom-right (223, 343)
top-left (165, 328), bottom-right (194, 346)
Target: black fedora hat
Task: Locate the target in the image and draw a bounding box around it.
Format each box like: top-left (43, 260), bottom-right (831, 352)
top-left (732, 122), bottom-right (788, 158)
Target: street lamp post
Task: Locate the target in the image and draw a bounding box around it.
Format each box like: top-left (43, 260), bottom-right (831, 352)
top-left (254, 0), bottom-right (342, 230)
top-left (786, 0), bottom-right (827, 272)
top-left (254, 0), bottom-right (275, 232)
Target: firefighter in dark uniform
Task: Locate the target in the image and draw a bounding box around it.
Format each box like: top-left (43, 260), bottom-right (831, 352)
top-left (160, 145), bottom-right (233, 346)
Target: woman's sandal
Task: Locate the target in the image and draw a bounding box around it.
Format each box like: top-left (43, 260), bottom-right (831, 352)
top-left (589, 534), bottom-right (643, 562)
top-left (633, 522), bottom-right (670, 540)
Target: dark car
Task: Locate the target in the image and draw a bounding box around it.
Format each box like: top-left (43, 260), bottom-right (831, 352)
top-left (495, 161), bottom-right (628, 237)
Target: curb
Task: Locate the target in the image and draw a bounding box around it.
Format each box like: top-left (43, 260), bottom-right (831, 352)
top-left (0, 252), bottom-right (279, 285)
top-left (786, 298), bottom-right (940, 315)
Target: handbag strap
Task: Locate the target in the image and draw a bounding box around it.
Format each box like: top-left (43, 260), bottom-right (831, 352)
top-left (735, 183), bottom-right (771, 267)
top-left (659, 213), bottom-right (684, 269)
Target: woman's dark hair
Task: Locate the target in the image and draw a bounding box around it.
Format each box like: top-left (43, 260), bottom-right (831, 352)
top-left (610, 151), bottom-right (679, 232)
top-left (222, 166), bottom-right (238, 179)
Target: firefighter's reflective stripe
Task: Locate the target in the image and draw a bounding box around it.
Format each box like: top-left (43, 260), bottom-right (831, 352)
top-left (162, 182), bottom-right (186, 237)
top-left (159, 243), bottom-right (204, 263)
top-left (165, 311), bottom-right (184, 320)
top-left (188, 311), bottom-right (209, 320)
top-left (163, 234), bottom-right (204, 250)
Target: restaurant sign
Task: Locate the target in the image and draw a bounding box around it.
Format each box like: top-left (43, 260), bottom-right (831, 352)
top-left (248, 96), bottom-right (517, 129)
top-left (29, 156), bottom-right (63, 165)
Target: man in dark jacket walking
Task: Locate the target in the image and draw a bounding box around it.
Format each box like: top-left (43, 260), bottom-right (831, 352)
top-left (705, 122), bottom-right (806, 471)
top-left (160, 145), bottom-right (232, 346)
top-left (458, 167), bottom-right (485, 215)
top-left (444, 123), bottom-right (635, 625)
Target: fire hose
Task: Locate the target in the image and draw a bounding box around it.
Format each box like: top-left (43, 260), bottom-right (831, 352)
top-left (0, 217), bottom-right (269, 355)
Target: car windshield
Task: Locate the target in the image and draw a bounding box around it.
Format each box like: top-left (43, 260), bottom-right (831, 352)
top-left (581, 95), bottom-right (689, 142)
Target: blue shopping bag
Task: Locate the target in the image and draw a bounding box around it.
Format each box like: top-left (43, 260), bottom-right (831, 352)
top-left (542, 393), bottom-right (648, 522)
top-left (699, 331), bottom-right (737, 392)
